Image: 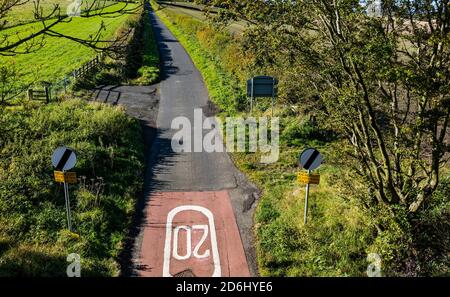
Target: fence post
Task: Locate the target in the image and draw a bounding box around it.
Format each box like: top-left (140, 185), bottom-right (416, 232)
top-left (45, 86), bottom-right (50, 104)
top-left (28, 89), bottom-right (33, 101)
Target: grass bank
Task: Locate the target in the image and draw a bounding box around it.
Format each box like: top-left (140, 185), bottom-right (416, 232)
top-left (0, 99), bottom-right (144, 276)
top-left (0, 2), bottom-right (139, 93)
top-left (74, 4), bottom-right (160, 90)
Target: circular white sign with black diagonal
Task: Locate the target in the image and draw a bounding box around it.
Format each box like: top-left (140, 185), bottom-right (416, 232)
top-left (52, 147), bottom-right (77, 171)
top-left (299, 148), bottom-right (323, 171)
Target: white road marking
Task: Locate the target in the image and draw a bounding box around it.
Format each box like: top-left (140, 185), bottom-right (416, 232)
top-left (163, 205), bottom-right (221, 277)
top-left (192, 225), bottom-right (210, 259)
top-left (172, 226), bottom-right (191, 260)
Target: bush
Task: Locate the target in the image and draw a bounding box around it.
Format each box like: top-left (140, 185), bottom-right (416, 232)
top-left (281, 117), bottom-right (337, 147)
top-left (133, 66), bottom-right (160, 86)
top-left (255, 182), bottom-right (373, 277)
top-left (0, 99), bottom-right (144, 276)
top-left (368, 179), bottom-right (450, 276)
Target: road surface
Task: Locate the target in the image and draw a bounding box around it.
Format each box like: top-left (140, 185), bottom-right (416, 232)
top-left (130, 8), bottom-right (259, 277)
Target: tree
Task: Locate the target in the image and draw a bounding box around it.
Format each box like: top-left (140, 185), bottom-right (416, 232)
top-left (0, 0), bottom-right (141, 56)
top-left (0, 60), bottom-right (18, 103)
top-left (201, 0), bottom-right (449, 213)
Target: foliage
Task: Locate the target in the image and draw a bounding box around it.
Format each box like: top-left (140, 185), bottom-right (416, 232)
top-left (152, 3), bottom-right (246, 113)
top-left (74, 5), bottom-right (160, 89)
top-left (155, 0), bottom-right (449, 276)
top-left (130, 7), bottom-right (160, 85)
top-left (0, 99), bottom-right (144, 276)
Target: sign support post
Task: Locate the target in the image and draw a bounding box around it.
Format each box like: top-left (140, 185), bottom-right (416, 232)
top-left (298, 148), bottom-right (323, 225)
top-left (271, 78), bottom-right (275, 117)
top-left (63, 171), bottom-right (73, 231)
top-left (52, 146), bottom-right (77, 232)
top-left (304, 170), bottom-right (311, 224)
top-left (250, 77), bottom-right (254, 113)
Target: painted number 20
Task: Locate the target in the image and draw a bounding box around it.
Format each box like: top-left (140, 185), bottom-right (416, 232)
top-left (173, 225), bottom-right (210, 260)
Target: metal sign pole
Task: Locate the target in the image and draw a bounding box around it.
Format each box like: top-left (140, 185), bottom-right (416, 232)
top-left (63, 171), bottom-right (72, 231)
top-left (271, 78), bottom-right (275, 117)
top-left (52, 147), bottom-right (77, 232)
top-left (251, 78), bottom-right (254, 113)
top-left (304, 169), bottom-right (311, 225)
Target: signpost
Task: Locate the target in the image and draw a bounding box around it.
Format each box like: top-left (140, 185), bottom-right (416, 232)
top-left (52, 147), bottom-right (77, 231)
top-left (246, 76), bottom-right (278, 116)
top-left (298, 148), bottom-right (323, 224)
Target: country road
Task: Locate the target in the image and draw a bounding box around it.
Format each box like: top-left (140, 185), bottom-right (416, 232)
top-left (128, 8), bottom-right (259, 277)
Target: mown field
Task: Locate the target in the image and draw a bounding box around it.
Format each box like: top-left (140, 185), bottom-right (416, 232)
top-left (151, 1), bottom-right (450, 276)
top-left (156, 1), bottom-right (246, 34)
top-left (3, 0), bottom-right (116, 28)
top-left (1, 2), bottom-right (139, 95)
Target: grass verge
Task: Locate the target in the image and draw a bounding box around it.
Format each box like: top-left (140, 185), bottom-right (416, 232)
top-left (0, 99), bottom-right (144, 276)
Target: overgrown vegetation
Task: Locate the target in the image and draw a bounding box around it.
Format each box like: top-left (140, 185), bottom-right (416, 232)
top-left (152, 0), bottom-right (449, 276)
top-left (74, 4), bottom-right (160, 90)
top-left (0, 100), bottom-right (144, 276)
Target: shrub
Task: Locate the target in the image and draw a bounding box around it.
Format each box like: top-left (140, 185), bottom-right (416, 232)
top-left (281, 117), bottom-right (337, 147)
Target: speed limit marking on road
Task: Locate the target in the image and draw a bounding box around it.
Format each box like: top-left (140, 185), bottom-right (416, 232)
top-left (138, 191), bottom-right (250, 277)
top-left (163, 205), bottom-right (221, 277)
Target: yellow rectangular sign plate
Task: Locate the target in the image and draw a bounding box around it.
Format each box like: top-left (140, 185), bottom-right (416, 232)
top-left (65, 172), bottom-right (77, 184)
top-left (54, 171), bottom-right (77, 184)
top-left (297, 172), bottom-right (320, 185)
top-left (54, 171), bottom-right (65, 183)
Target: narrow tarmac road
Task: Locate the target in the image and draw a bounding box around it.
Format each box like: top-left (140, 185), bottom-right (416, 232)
top-left (130, 9), bottom-right (259, 277)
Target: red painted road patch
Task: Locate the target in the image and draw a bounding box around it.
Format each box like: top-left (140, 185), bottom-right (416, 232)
top-left (138, 191), bottom-right (250, 277)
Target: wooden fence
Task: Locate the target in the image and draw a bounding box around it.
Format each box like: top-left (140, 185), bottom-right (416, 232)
top-left (26, 53), bottom-right (105, 104)
top-left (27, 86), bottom-right (51, 103)
top-left (72, 53), bottom-right (103, 79)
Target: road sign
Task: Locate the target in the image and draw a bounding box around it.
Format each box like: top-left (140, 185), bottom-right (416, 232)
top-left (54, 171), bottom-right (78, 184)
top-left (54, 171), bottom-right (65, 183)
top-left (52, 146), bottom-right (77, 232)
top-left (247, 76), bottom-right (278, 115)
top-left (298, 148), bottom-right (323, 225)
top-left (52, 147), bottom-right (77, 171)
top-left (297, 172), bottom-right (320, 185)
top-left (246, 76), bottom-right (278, 98)
top-left (299, 148), bottom-right (323, 171)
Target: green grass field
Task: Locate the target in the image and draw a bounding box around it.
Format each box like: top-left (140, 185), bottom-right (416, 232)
top-left (156, 1), bottom-right (246, 34)
top-left (1, 2), bottom-right (139, 93)
top-left (3, 0), bottom-right (116, 28)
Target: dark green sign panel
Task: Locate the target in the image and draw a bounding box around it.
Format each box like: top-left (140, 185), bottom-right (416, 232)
top-left (247, 76), bottom-right (278, 98)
